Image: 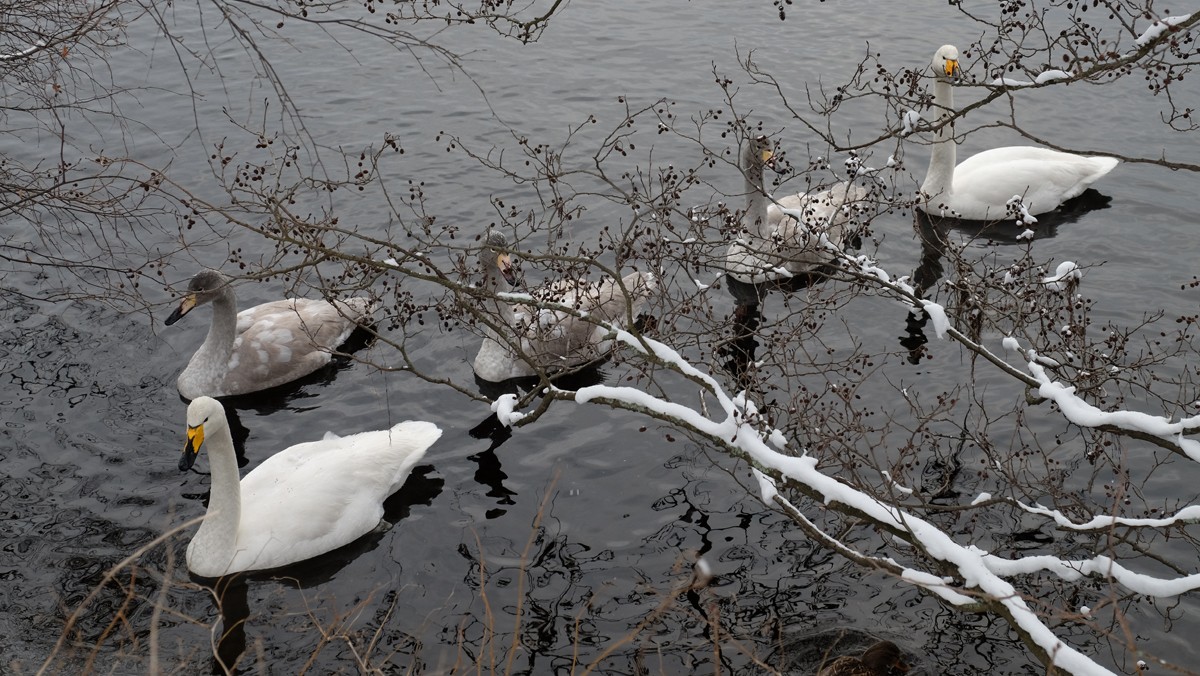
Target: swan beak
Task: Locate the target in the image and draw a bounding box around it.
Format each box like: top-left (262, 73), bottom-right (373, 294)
top-left (497, 253), bottom-right (516, 286)
top-left (761, 148), bottom-right (777, 171)
top-left (944, 58), bottom-right (961, 81)
top-left (165, 294), bottom-right (197, 326)
top-left (180, 423), bottom-right (204, 471)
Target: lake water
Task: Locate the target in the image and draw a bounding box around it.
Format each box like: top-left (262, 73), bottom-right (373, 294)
top-left (3, 1), bottom-right (1198, 674)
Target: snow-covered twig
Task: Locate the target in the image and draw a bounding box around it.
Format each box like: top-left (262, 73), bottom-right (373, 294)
top-left (0, 40), bottom-right (46, 62)
top-left (564, 331), bottom-right (1123, 675)
top-left (835, 251), bottom-right (1200, 458)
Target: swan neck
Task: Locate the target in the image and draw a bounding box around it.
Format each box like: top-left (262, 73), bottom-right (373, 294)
top-left (743, 160), bottom-right (770, 237)
top-left (923, 78), bottom-right (956, 200)
top-left (196, 290), bottom-right (238, 363)
top-left (191, 421), bottom-right (241, 566)
top-left (482, 268), bottom-right (516, 336)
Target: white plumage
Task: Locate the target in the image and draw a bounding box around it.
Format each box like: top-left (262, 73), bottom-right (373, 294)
top-left (472, 231), bottom-right (657, 383)
top-left (918, 44), bottom-right (1118, 220)
top-left (179, 396), bottom-right (441, 577)
top-left (166, 269), bottom-right (374, 399)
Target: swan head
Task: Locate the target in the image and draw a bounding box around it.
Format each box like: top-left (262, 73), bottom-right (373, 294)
top-left (742, 135), bottom-right (775, 173)
top-left (740, 135), bottom-right (777, 198)
top-left (165, 269), bottom-right (233, 326)
top-left (932, 44), bottom-right (962, 82)
top-left (180, 396), bottom-right (227, 471)
top-left (480, 230), bottom-right (516, 286)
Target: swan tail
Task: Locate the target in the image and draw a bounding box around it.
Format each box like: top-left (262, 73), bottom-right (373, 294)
top-left (1088, 155), bottom-right (1120, 177)
top-left (386, 420), bottom-right (443, 454)
top-left (338, 296), bottom-right (378, 322)
top-left (382, 420), bottom-right (441, 492)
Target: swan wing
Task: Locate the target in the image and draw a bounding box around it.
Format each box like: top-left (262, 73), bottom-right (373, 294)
top-left (953, 146), bottom-right (1118, 217)
top-left (525, 271), bottom-right (656, 366)
top-left (583, 271), bottom-right (656, 325)
top-left (230, 420), bottom-right (441, 571)
top-left (525, 277), bottom-right (606, 365)
top-left (725, 240), bottom-right (779, 283)
top-left (220, 297), bottom-right (373, 394)
top-left (236, 297), bottom-right (371, 345)
top-left (474, 335), bottom-right (537, 381)
top-left (769, 181), bottom-right (869, 271)
top-left (234, 299), bottom-right (295, 335)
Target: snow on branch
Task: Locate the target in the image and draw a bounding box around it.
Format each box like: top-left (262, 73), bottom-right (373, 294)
top-left (836, 249), bottom-right (1200, 459)
top-left (990, 69), bottom-right (1072, 88)
top-left (1026, 357), bottom-right (1200, 461)
top-left (1135, 14), bottom-right (1193, 47)
top-left (571, 331), bottom-right (1124, 675)
top-left (0, 40), bottom-right (46, 62)
top-left (491, 393), bottom-right (526, 427)
top-left (983, 551), bottom-right (1200, 598)
top-left (1016, 499), bottom-right (1200, 531)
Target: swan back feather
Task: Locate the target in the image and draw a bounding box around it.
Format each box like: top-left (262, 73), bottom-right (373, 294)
top-left (769, 180), bottom-right (871, 273)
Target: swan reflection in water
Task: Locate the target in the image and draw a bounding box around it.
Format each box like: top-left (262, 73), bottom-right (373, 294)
top-left (469, 361), bottom-right (612, 518)
top-left (716, 181), bottom-right (1111, 370)
top-left (903, 189), bottom-right (1113, 363)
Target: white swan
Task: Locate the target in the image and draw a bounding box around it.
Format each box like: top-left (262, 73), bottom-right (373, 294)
top-left (472, 231), bottom-right (657, 383)
top-left (726, 136), bottom-right (868, 283)
top-left (918, 44), bottom-right (1119, 220)
top-left (179, 396), bottom-right (441, 577)
top-left (166, 269), bottom-right (375, 399)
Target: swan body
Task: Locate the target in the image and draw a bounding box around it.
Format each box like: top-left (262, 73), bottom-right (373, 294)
top-left (179, 396), bottom-right (441, 577)
top-left (769, 181), bottom-right (870, 271)
top-left (166, 269), bottom-right (375, 399)
top-left (918, 44), bottom-right (1118, 220)
top-left (472, 231), bottom-right (657, 383)
top-left (817, 640), bottom-right (909, 676)
top-left (726, 136), bottom-right (867, 283)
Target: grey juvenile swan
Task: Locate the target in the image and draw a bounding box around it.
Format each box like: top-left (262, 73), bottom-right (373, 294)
top-left (165, 269), bottom-right (375, 399)
top-left (472, 231), bottom-right (657, 383)
top-left (726, 136), bottom-right (869, 283)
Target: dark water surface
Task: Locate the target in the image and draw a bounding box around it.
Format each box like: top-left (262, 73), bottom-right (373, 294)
top-left (2, 1), bottom-right (1198, 674)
